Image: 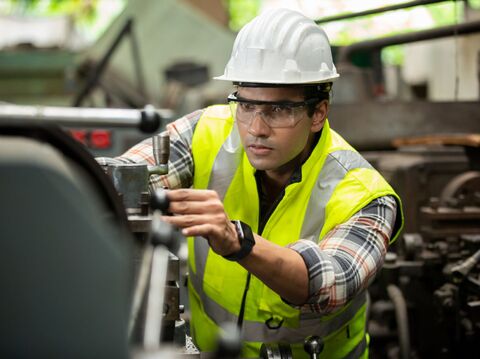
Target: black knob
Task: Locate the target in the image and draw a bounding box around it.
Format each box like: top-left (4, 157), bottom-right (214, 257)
top-left (150, 219), bottom-right (180, 253)
top-left (304, 336), bottom-right (323, 358)
top-left (139, 104), bottom-right (161, 133)
top-left (150, 189), bottom-right (170, 213)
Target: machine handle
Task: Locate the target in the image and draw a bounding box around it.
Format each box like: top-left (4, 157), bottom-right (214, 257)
top-left (0, 104), bottom-right (173, 134)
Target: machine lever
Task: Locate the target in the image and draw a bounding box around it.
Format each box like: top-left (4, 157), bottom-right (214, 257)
top-left (304, 336), bottom-right (324, 359)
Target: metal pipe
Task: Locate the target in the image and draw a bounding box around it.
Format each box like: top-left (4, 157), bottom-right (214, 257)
top-left (338, 20), bottom-right (480, 63)
top-left (143, 245), bottom-right (170, 349)
top-left (153, 132), bottom-right (170, 166)
top-left (148, 131), bottom-right (170, 175)
top-left (0, 104), bottom-right (173, 133)
top-left (316, 0), bottom-right (447, 24)
top-left (387, 284), bottom-right (410, 359)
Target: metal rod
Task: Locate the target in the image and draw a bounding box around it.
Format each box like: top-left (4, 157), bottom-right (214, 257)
top-left (128, 245), bottom-right (154, 338)
top-left (338, 20), bottom-right (480, 63)
top-left (129, 21), bottom-right (148, 102)
top-left (143, 245), bottom-right (170, 349)
top-left (315, 0), bottom-right (448, 24)
top-left (73, 18), bottom-right (134, 107)
top-left (0, 104), bottom-right (173, 131)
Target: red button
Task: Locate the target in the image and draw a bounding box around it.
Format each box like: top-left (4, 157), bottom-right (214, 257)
top-left (90, 130), bottom-right (111, 149)
top-left (69, 130), bottom-right (88, 145)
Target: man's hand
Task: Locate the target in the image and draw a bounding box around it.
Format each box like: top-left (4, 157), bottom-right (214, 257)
top-left (160, 189), bottom-right (241, 256)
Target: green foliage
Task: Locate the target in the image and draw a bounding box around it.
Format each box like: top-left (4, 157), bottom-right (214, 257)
top-left (382, 46), bottom-right (404, 66)
top-left (7, 0), bottom-right (99, 24)
top-left (468, 0), bottom-right (480, 9)
top-left (227, 0), bottom-right (261, 31)
top-left (429, 2), bottom-right (463, 26)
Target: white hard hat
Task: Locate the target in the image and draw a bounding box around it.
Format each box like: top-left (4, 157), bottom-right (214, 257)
top-left (215, 8), bottom-right (339, 85)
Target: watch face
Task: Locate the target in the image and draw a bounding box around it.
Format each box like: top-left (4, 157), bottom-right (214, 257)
top-left (235, 220), bottom-right (245, 241)
top-left (224, 220), bottom-right (255, 261)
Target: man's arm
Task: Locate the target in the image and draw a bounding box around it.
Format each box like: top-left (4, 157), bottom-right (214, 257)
top-left (161, 189), bottom-right (397, 308)
top-left (96, 109), bottom-right (203, 190)
top-left (291, 195), bottom-right (397, 313)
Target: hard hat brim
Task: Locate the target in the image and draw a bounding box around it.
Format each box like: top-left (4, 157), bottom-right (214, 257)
top-left (213, 74), bottom-right (339, 84)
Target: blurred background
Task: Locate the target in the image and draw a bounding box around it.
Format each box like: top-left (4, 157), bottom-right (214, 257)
top-left (1, 1), bottom-right (479, 105)
top-left (1, 0), bottom-right (479, 155)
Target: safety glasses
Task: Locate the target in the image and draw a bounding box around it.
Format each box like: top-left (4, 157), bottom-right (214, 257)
top-left (227, 92), bottom-right (318, 128)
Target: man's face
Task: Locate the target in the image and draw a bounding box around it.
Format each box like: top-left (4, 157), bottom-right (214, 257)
top-left (234, 86), bottom-right (322, 173)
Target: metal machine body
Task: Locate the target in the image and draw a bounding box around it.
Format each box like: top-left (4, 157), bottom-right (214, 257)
top-left (367, 143), bottom-right (480, 359)
top-left (0, 126), bottom-right (133, 359)
top-left (0, 107), bottom-right (202, 358)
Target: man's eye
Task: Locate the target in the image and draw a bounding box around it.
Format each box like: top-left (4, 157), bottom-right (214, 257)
top-left (271, 105), bottom-right (289, 114)
top-left (239, 103), bottom-right (255, 112)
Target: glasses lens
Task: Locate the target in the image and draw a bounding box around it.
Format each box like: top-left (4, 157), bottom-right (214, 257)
top-left (228, 98), bottom-right (306, 128)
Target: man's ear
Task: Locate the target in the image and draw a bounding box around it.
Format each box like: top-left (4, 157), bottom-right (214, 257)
top-left (311, 100), bottom-right (329, 132)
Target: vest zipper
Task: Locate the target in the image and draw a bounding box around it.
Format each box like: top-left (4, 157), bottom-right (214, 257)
top-left (236, 272), bottom-right (251, 328)
top-left (237, 181), bottom-right (288, 331)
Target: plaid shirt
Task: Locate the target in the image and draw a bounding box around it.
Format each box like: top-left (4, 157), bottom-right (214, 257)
top-left (97, 109), bottom-right (397, 314)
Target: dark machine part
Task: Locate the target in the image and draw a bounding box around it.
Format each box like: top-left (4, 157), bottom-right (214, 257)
top-left (164, 61), bottom-right (210, 88)
top-left (106, 132), bottom-right (169, 214)
top-left (162, 61), bottom-right (210, 111)
top-left (103, 132), bottom-right (186, 349)
top-left (0, 112), bottom-right (200, 357)
top-left (369, 157), bottom-right (480, 358)
top-left (0, 125), bottom-right (133, 358)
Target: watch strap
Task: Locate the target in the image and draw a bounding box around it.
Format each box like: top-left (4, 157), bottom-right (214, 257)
top-left (223, 220), bottom-right (255, 261)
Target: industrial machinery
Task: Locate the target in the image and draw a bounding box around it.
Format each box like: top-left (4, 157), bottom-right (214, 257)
top-left (0, 105), bottom-right (242, 358)
top-left (365, 138), bottom-right (480, 359)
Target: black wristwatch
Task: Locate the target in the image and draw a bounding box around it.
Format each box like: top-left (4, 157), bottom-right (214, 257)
top-left (223, 220), bottom-right (255, 261)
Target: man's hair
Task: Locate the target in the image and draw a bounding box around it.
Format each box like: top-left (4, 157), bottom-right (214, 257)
top-left (303, 82), bottom-right (332, 117)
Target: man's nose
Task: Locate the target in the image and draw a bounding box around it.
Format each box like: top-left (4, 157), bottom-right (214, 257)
top-left (248, 111), bottom-right (271, 137)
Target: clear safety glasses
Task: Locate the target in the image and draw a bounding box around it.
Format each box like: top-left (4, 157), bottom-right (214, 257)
top-left (227, 92), bottom-right (318, 128)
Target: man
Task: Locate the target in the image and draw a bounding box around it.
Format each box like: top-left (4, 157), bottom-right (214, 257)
top-left (100, 8), bottom-right (403, 358)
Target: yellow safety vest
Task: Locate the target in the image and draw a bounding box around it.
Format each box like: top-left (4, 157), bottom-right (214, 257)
top-left (188, 105), bottom-right (403, 358)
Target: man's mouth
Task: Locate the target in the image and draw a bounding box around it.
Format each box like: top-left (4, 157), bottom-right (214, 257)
top-left (247, 144), bottom-right (273, 155)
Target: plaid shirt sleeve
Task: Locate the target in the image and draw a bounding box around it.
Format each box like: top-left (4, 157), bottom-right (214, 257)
top-left (96, 109), bottom-right (203, 190)
top-left (288, 195), bottom-right (397, 314)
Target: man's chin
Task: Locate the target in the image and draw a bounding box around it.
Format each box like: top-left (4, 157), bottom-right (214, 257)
top-left (246, 155), bottom-right (278, 171)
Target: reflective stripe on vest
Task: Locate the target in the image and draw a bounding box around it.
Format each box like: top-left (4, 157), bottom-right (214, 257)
top-left (209, 125), bottom-right (242, 201)
top-left (345, 335), bottom-right (368, 359)
top-left (300, 150), bottom-right (373, 241)
top-left (190, 265), bottom-right (366, 343)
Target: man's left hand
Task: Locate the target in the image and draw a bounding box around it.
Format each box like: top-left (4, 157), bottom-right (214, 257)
top-left (160, 189), bottom-right (241, 256)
